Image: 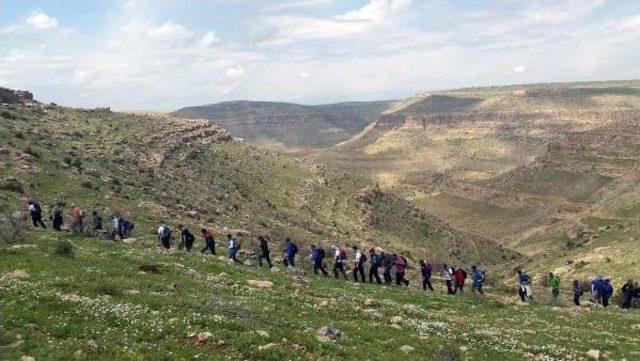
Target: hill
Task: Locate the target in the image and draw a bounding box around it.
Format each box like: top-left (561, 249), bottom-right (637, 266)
top-left (0, 90), bottom-right (510, 269)
top-left (2, 231), bottom-right (640, 360)
top-left (172, 100), bottom-right (393, 151)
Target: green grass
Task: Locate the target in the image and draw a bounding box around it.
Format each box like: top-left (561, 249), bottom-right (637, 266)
top-left (2, 231), bottom-right (640, 360)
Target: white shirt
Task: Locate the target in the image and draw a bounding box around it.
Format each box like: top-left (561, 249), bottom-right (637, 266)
top-left (157, 226), bottom-right (164, 235)
top-left (334, 248), bottom-right (342, 262)
top-left (355, 251), bottom-right (362, 264)
top-left (443, 267), bottom-right (453, 280)
top-left (28, 204), bottom-right (36, 212)
top-left (229, 238), bottom-right (236, 249)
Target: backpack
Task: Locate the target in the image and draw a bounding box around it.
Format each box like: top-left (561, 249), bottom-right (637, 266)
top-left (162, 227), bottom-right (171, 239)
top-left (318, 248), bottom-right (325, 259)
top-left (186, 230), bottom-right (195, 242)
top-left (124, 219), bottom-right (134, 231)
top-left (33, 202), bottom-right (42, 213)
top-left (292, 243), bottom-right (298, 255)
top-left (339, 248), bottom-right (347, 260)
top-left (360, 253), bottom-right (367, 264)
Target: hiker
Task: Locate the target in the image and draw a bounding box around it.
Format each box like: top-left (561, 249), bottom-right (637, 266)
top-left (200, 228), bottom-right (216, 255)
top-left (112, 216), bottom-right (123, 239)
top-left (369, 248), bottom-right (382, 284)
top-left (517, 269), bottom-right (533, 302)
top-left (332, 245), bottom-right (348, 280)
top-left (178, 225), bottom-right (195, 252)
top-left (121, 218), bottom-right (134, 238)
top-left (622, 279), bottom-right (635, 309)
top-left (157, 224), bottom-right (172, 249)
top-left (51, 203), bottom-right (64, 231)
top-left (453, 266), bottom-right (468, 294)
top-left (382, 251), bottom-right (394, 284)
top-left (394, 254), bottom-right (409, 287)
top-left (283, 238), bottom-right (298, 267)
top-left (227, 234), bottom-right (242, 264)
top-left (602, 278), bottom-right (614, 307)
top-left (70, 204), bottom-right (84, 233)
top-left (352, 246), bottom-right (366, 282)
top-left (591, 276), bottom-right (603, 304)
top-left (311, 245), bottom-right (328, 276)
top-left (471, 265), bottom-right (485, 296)
top-left (420, 260), bottom-right (434, 291)
top-left (257, 236), bottom-right (273, 268)
top-left (28, 200), bottom-right (46, 228)
top-left (549, 272), bottom-right (560, 303)
top-left (573, 280), bottom-right (583, 306)
top-left (443, 264), bottom-right (454, 295)
top-left (92, 211), bottom-right (102, 231)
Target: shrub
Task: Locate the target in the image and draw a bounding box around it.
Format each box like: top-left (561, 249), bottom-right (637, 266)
top-left (55, 240), bottom-right (75, 258)
top-left (80, 180), bottom-right (96, 190)
top-left (0, 211), bottom-right (28, 246)
top-left (0, 178), bottom-right (24, 193)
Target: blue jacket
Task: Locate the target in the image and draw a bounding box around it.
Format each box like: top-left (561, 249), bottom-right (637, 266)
top-left (603, 280), bottom-right (614, 298)
top-left (311, 249), bottom-right (321, 262)
top-left (284, 242), bottom-right (297, 257)
top-left (472, 269), bottom-right (485, 285)
top-left (421, 264), bottom-right (432, 279)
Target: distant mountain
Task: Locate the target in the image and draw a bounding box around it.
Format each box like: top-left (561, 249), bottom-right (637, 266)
top-left (172, 100), bottom-right (394, 151)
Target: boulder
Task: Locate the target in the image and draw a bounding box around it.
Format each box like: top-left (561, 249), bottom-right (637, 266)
top-left (122, 238), bottom-right (137, 244)
top-left (586, 349), bottom-right (600, 360)
top-left (188, 331), bottom-right (214, 345)
top-left (316, 327), bottom-right (346, 342)
top-left (400, 345), bottom-right (414, 353)
top-left (390, 316), bottom-right (403, 325)
top-left (7, 269), bottom-right (29, 279)
top-left (247, 280), bottom-right (274, 289)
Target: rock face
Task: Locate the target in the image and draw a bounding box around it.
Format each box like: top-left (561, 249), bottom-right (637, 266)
top-left (172, 100), bottom-right (394, 149)
top-left (0, 88), bottom-right (37, 105)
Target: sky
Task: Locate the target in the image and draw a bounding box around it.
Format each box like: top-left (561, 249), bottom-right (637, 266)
top-left (0, 0), bottom-right (639, 110)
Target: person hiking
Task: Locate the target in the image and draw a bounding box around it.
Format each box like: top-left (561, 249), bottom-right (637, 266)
top-left (591, 276), bottom-right (603, 304)
top-left (51, 203), bottom-right (64, 231)
top-left (311, 245), bottom-right (328, 276)
top-left (200, 228), bottom-right (216, 255)
top-left (157, 224), bottom-right (172, 249)
top-left (178, 225), bottom-right (195, 252)
top-left (257, 236), bottom-right (273, 268)
top-left (71, 204), bottom-right (83, 233)
top-left (121, 218), bottom-right (134, 238)
top-left (420, 260), bottom-right (434, 291)
top-left (332, 245), bottom-right (348, 280)
top-left (622, 279), bottom-right (635, 309)
top-left (602, 278), bottom-right (614, 307)
top-left (283, 238), bottom-right (298, 267)
top-left (112, 216), bottom-right (123, 239)
top-left (352, 246), bottom-right (366, 282)
top-left (549, 272), bottom-right (560, 303)
top-left (517, 269), bottom-right (533, 302)
top-left (382, 251), bottom-right (394, 284)
top-left (453, 266), bottom-right (468, 294)
top-left (471, 265), bottom-right (485, 296)
top-left (443, 263), bottom-right (454, 295)
top-left (92, 211), bottom-right (102, 232)
top-left (28, 200), bottom-right (46, 229)
top-left (573, 280), bottom-right (583, 306)
top-left (369, 248), bottom-right (382, 284)
top-left (227, 234), bottom-right (242, 264)
top-left (394, 254), bottom-right (409, 287)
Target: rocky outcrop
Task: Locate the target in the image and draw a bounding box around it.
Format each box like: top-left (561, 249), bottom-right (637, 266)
top-left (0, 88), bottom-right (37, 106)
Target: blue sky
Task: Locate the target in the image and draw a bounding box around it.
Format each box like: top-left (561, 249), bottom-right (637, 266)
top-left (1, 0), bottom-right (639, 110)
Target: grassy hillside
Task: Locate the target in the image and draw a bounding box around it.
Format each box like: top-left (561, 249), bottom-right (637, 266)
top-left (172, 100), bottom-right (393, 151)
top-left (0, 100), bottom-right (510, 269)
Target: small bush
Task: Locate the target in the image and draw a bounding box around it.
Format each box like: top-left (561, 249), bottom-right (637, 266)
top-left (55, 240), bottom-right (75, 258)
top-left (80, 180), bottom-right (96, 190)
top-left (24, 147), bottom-right (40, 158)
top-left (0, 211), bottom-right (28, 246)
top-left (0, 178), bottom-right (24, 193)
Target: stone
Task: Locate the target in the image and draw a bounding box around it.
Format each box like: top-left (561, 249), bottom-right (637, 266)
top-left (400, 345), bottom-right (414, 353)
top-left (256, 330), bottom-right (270, 338)
top-left (586, 349), bottom-right (600, 360)
top-left (20, 356), bottom-right (35, 361)
top-left (188, 331), bottom-right (214, 345)
top-left (390, 316), bottom-right (403, 325)
top-left (247, 280), bottom-right (274, 288)
top-left (632, 324), bottom-right (640, 331)
top-left (124, 289), bottom-right (140, 295)
top-left (316, 327), bottom-right (346, 342)
top-left (87, 339), bottom-right (99, 351)
top-left (7, 269), bottom-right (29, 279)
top-left (122, 238), bottom-right (137, 244)
top-left (363, 298), bottom-right (377, 308)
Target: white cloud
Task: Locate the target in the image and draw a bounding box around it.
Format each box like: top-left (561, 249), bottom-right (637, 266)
top-left (198, 31), bottom-right (220, 48)
top-left (616, 14), bottom-right (640, 31)
top-left (512, 65), bottom-right (527, 74)
top-left (26, 11), bottom-right (58, 30)
top-left (336, 0), bottom-right (412, 21)
top-left (267, 0), bottom-right (333, 11)
top-left (225, 65), bottom-right (246, 79)
top-left (147, 21), bottom-right (191, 40)
top-left (522, 0), bottom-right (605, 25)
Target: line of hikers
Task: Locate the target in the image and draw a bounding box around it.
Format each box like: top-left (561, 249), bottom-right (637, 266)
top-left (25, 200), bottom-right (640, 308)
top-left (516, 269), bottom-right (640, 309)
